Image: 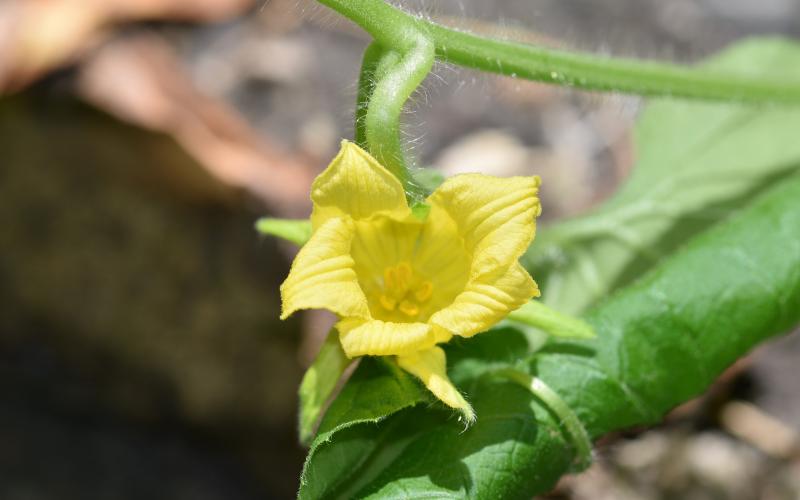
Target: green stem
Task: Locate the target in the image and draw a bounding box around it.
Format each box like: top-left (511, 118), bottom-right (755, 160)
top-left (355, 42), bottom-right (385, 150)
top-left (324, 0), bottom-right (434, 196)
top-left (319, 0), bottom-right (800, 104)
top-left (428, 25), bottom-right (800, 103)
top-left (355, 43), bottom-right (404, 150)
top-left (316, 0), bottom-right (422, 50)
top-left (364, 37), bottom-right (433, 198)
top-left (487, 368), bottom-right (593, 472)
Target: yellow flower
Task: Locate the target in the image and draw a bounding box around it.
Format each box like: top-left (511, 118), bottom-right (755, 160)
top-left (281, 141), bottom-right (541, 422)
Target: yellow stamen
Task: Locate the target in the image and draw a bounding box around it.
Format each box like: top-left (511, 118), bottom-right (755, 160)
top-left (414, 281), bottom-right (433, 302)
top-left (379, 294), bottom-right (397, 311)
top-left (384, 267), bottom-right (396, 290)
top-left (378, 263), bottom-right (433, 318)
top-left (396, 261), bottom-right (412, 292)
top-left (398, 300), bottom-right (419, 317)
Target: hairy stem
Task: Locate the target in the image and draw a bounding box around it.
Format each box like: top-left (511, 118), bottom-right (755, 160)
top-left (316, 0), bottom-right (421, 50)
top-left (320, 0), bottom-right (800, 104)
top-left (428, 25), bottom-right (800, 102)
top-left (485, 369), bottom-right (593, 471)
top-left (326, 0), bottom-right (434, 195)
top-left (364, 37), bottom-right (433, 197)
top-left (355, 42), bottom-right (386, 150)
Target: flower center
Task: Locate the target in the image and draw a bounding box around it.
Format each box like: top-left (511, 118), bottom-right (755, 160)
top-left (378, 261), bottom-right (434, 319)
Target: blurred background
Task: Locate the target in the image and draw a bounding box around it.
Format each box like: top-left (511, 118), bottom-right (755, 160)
top-left (1, 0), bottom-right (799, 498)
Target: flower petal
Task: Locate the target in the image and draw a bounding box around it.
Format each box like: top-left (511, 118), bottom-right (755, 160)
top-left (280, 217), bottom-right (370, 320)
top-left (337, 318), bottom-right (436, 357)
top-left (311, 141), bottom-right (410, 230)
top-left (430, 262), bottom-right (539, 338)
top-left (397, 347), bottom-right (475, 423)
top-left (427, 174), bottom-right (541, 278)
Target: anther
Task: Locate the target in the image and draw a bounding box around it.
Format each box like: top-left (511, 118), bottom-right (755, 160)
top-left (379, 294), bottom-right (397, 311)
top-left (395, 262), bottom-right (412, 291)
top-left (383, 267), bottom-right (396, 290)
top-left (398, 300), bottom-right (419, 317)
top-left (414, 281), bottom-right (433, 302)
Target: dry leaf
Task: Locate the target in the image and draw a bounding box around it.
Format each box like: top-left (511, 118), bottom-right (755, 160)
top-left (78, 35), bottom-right (315, 216)
top-left (0, 0), bottom-right (253, 92)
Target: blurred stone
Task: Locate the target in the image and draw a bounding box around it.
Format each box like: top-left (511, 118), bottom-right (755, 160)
top-left (238, 36), bottom-right (313, 84)
top-left (433, 129), bottom-right (532, 177)
top-left (615, 431), bottom-right (670, 471)
top-left (684, 433), bottom-right (763, 498)
top-left (763, 462), bottom-right (800, 500)
top-left (563, 461), bottom-right (650, 500)
top-left (298, 112), bottom-right (339, 161)
top-left (720, 401), bottom-right (800, 459)
top-left (564, 428), bottom-right (787, 500)
top-left (702, 0), bottom-right (799, 24)
top-left (750, 329), bottom-right (800, 432)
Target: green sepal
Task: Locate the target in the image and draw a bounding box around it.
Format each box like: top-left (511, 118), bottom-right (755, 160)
top-left (507, 300), bottom-right (596, 340)
top-left (410, 201), bottom-right (431, 221)
top-left (255, 217), bottom-right (311, 246)
top-left (413, 168), bottom-right (445, 193)
top-left (298, 329), bottom-right (352, 446)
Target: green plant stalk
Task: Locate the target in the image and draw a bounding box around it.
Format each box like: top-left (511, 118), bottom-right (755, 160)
top-left (363, 37), bottom-right (433, 198)
top-left (427, 25), bottom-right (800, 102)
top-left (319, 0), bottom-right (800, 104)
top-left (317, 0), bottom-right (422, 50)
top-left (326, 0), bottom-right (433, 196)
top-left (355, 43), bottom-right (401, 149)
top-left (487, 369), bottom-right (593, 471)
top-left (354, 42), bottom-right (384, 150)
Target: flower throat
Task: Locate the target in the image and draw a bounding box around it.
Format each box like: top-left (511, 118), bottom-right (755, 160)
top-left (378, 261), bottom-right (433, 318)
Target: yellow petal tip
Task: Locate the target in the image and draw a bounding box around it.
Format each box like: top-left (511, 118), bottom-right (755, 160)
top-left (397, 347), bottom-right (475, 422)
top-left (460, 404), bottom-right (477, 427)
top-left (310, 141), bottom-right (409, 228)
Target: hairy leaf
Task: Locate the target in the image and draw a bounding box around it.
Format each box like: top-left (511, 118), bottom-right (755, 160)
top-left (299, 357), bottom-right (429, 499)
top-left (298, 38), bottom-right (800, 499)
top-left (524, 38), bottom-right (800, 313)
top-left (300, 168), bottom-right (800, 500)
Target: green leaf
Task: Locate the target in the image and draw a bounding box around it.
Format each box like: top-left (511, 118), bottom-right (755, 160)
top-left (300, 164), bottom-right (800, 500)
top-left (298, 329), bottom-right (352, 446)
top-left (524, 38), bottom-right (800, 314)
top-left (299, 328), bottom-right (577, 499)
top-left (542, 172), bottom-right (800, 439)
top-left (299, 357), bottom-right (429, 499)
top-left (507, 300), bottom-right (596, 340)
top-left (329, 380), bottom-right (572, 499)
top-left (298, 38), bottom-right (800, 499)
top-left (255, 217), bottom-right (311, 246)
